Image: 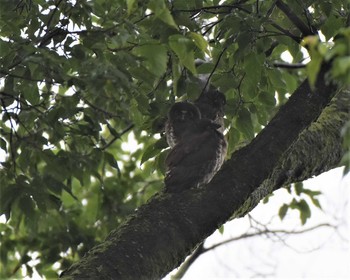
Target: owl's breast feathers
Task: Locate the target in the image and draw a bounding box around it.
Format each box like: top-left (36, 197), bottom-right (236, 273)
top-left (164, 119), bottom-right (227, 192)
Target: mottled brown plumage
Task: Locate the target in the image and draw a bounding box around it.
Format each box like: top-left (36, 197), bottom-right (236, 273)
top-left (164, 103), bottom-right (227, 192)
top-left (165, 102), bottom-right (201, 148)
top-left (194, 84), bottom-right (226, 133)
top-left (164, 87), bottom-right (226, 148)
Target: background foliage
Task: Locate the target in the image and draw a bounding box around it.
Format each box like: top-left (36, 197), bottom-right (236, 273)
top-left (0, 0), bottom-right (349, 278)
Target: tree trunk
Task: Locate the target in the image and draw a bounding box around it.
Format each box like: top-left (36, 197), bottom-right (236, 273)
top-left (60, 65), bottom-right (348, 279)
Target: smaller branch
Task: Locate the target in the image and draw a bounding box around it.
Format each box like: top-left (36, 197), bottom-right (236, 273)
top-left (276, 0), bottom-right (316, 37)
top-left (102, 123), bottom-right (135, 150)
top-left (272, 61), bottom-right (306, 69)
top-left (265, 41), bottom-right (279, 57)
top-left (0, 92), bottom-right (46, 115)
top-left (206, 223), bottom-right (336, 253)
top-left (171, 243), bottom-right (204, 280)
top-left (270, 22), bottom-right (301, 43)
top-left (133, 13), bottom-right (154, 25)
top-left (45, 0), bottom-right (64, 31)
top-left (14, 0), bottom-right (32, 13)
top-left (202, 19), bottom-right (224, 36)
top-left (201, 46), bottom-right (227, 94)
top-left (174, 5), bottom-right (251, 15)
top-left (38, 27), bottom-right (68, 48)
top-left (265, 0), bottom-right (277, 19)
top-left (171, 222), bottom-right (334, 279)
top-left (171, 221), bottom-right (336, 280)
top-left (80, 96), bottom-right (121, 118)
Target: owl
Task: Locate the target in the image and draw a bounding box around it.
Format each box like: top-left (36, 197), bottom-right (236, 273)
top-left (164, 85), bottom-right (226, 148)
top-left (164, 102), bottom-right (227, 193)
top-left (165, 102), bottom-right (201, 148)
top-left (194, 82), bottom-right (226, 134)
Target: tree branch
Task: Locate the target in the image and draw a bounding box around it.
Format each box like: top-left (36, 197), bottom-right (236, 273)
top-left (234, 87), bottom-right (349, 218)
top-left (272, 61), bottom-right (306, 69)
top-left (270, 22), bottom-right (301, 43)
top-left (171, 242), bottom-right (204, 280)
top-left (275, 0), bottom-right (316, 37)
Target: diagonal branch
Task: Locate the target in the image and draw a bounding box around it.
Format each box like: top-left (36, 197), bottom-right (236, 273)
top-left (276, 0), bottom-right (316, 37)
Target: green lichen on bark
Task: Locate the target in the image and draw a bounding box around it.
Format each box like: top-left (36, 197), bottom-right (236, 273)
top-left (233, 88), bottom-right (350, 218)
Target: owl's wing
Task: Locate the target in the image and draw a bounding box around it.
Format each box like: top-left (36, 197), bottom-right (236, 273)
top-left (164, 119), bottom-right (177, 148)
top-left (165, 129), bottom-right (211, 168)
top-left (164, 127), bottom-right (226, 192)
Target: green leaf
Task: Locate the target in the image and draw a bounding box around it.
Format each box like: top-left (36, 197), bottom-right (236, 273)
top-left (148, 0), bottom-right (178, 30)
top-left (169, 34), bottom-right (196, 74)
top-left (278, 204), bottom-right (289, 220)
top-left (268, 69), bottom-right (286, 91)
top-left (262, 193), bottom-right (273, 204)
top-left (243, 53), bottom-right (264, 84)
top-left (258, 91), bottom-right (276, 107)
top-left (126, 0), bottom-right (137, 15)
top-left (310, 197), bottom-right (322, 210)
top-left (155, 148), bottom-right (169, 175)
top-left (306, 51), bottom-right (323, 88)
top-left (133, 44), bottom-right (168, 78)
top-left (106, 122), bottom-right (120, 138)
top-left (321, 15), bottom-right (344, 40)
top-left (227, 127), bottom-right (240, 154)
top-left (298, 199), bottom-right (311, 225)
top-left (23, 83), bottom-right (40, 105)
top-left (104, 152), bottom-right (120, 170)
top-left (0, 137), bottom-right (7, 152)
top-left (236, 108), bottom-right (254, 139)
top-left (130, 98), bottom-right (144, 126)
top-left (331, 57), bottom-right (350, 80)
top-left (141, 141), bottom-right (159, 165)
top-left (0, 184), bottom-right (22, 220)
top-left (188, 32), bottom-right (208, 54)
top-left (18, 195), bottom-right (36, 219)
top-left (294, 182), bottom-right (303, 196)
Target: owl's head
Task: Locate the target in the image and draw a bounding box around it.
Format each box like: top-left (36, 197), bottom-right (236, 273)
top-left (168, 102), bottom-right (201, 122)
top-left (196, 89), bottom-right (226, 110)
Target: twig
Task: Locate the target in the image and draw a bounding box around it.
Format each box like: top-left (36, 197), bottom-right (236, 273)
top-left (202, 19), bottom-right (224, 36)
top-left (102, 123), bottom-right (135, 150)
top-left (172, 222), bottom-right (335, 279)
top-left (272, 62), bottom-right (306, 69)
top-left (171, 243), bottom-right (204, 279)
top-left (175, 5), bottom-right (251, 15)
top-left (201, 46), bottom-right (227, 94)
top-left (270, 22), bottom-right (301, 43)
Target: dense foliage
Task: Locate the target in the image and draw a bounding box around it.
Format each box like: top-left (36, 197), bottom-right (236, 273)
top-left (0, 0), bottom-right (349, 278)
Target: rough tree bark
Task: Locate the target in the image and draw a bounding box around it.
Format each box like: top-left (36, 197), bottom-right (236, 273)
top-left (60, 64), bottom-right (348, 279)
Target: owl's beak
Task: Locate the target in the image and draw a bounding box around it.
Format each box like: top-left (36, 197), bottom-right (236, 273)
top-left (180, 111), bottom-right (187, 120)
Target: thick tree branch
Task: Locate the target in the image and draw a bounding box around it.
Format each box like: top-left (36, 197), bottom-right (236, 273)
top-left (60, 64), bottom-right (341, 279)
top-left (234, 87), bottom-right (350, 218)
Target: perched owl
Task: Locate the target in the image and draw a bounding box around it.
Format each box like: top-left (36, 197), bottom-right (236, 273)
top-left (164, 103), bottom-right (227, 193)
top-left (194, 81), bottom-right (226, 133)
top-left (164, 82), bottom-right (226, 148)
top-left (165, 102), bottom-right (201, 148)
